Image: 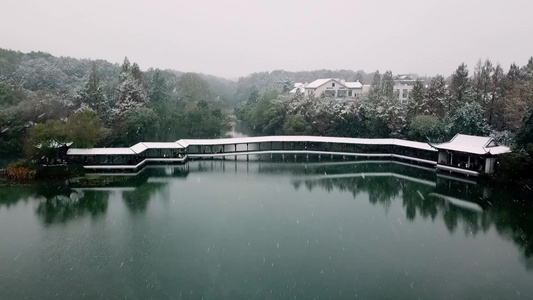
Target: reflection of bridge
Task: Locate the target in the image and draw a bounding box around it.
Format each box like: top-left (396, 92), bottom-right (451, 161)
top-left (74, 160), bottom-right (488, 213)
top-left (68, 136), bottom-right (438, 171)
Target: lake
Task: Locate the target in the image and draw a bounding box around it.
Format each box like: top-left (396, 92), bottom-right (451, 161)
top-left (1, 160), bottom-right (532, 299)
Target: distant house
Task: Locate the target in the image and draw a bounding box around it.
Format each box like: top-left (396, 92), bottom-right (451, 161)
top-left (430, 134), bottom-right (511, 176)
top-left (393, 74), bottom-right (417, 104)
top-left (289, 82), bottom-right (306, 94)
top-left (303, 79), bottom-right (363, 99)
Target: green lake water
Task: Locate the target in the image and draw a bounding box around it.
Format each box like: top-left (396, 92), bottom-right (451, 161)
top-left (0, 160), bottom-right (532, 299)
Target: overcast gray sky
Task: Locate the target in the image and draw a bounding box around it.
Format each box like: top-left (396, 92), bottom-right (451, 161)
top-left (1, 0), bottom-right (532, 78)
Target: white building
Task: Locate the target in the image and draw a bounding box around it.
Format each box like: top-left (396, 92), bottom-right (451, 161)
top-left (289, 82), bottom-right (306, 94)
top-left (393, 74), bottom-right (417, 104)
top-left (304, 78), bottom-right (363, 99)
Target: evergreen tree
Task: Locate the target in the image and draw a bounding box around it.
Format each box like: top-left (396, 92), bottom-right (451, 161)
top-left (119, 57), bottom-right (131, 83)
top-left (281, 78), bottom-right (293, 93)
top-left (521, 57), bottom-right (533, 80)
top-left (380, 70), bottom-right (395, 100)
top-left (488, 64), bottom-right (505, 128)
top-left (77, 62), bottom-right (109, 121)
top-left (472, 59), bottom-right (493, 106)
top-left (116, 58), bottom-right (149, 118)
top-left (426, 75), bottom-right (448, 119)
top-left (516, 108), bottom-right (533, 156)
top-left (506, 63), bottom-right (521, 88)
top-left (148, 69), bottom-right (169, 104)
top-left (368, 70), bottom-right (381, 102)
top-left (449, 63), bottom-right (471, 110)
top-left (178, 72), bottom-right (210, 101)
top-left (407, 80), bottom-right (428, 119)
top-left (447, 102), bottom-right (491, 136)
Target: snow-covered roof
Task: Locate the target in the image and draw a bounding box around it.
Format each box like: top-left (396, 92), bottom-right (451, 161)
top-left (179, 136), bottom-right (436, 151)
top-left (305, 79), bottom-right (362, 90)
top-left (394, 74), bottom-right (416, 81)
top-left (130, 143), bottom-right (148, 154)
top-left (131, 142), bottom-right (185, 154)
top-left (345, 81), bottom-right (362, 89)
top-left (289, 87), bottom-right (306, 94)
top-left (305, 79), bottom-right (339, 89)
top-left (430, 134), bottom-right (511, 155)
top-left (67, 148), bottom-right (135, 155)
top-left (68, 136), bottom-right (438, 156)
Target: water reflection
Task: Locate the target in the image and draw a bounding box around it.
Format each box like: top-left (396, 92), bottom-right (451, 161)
top-left (36, 189), bottom-right (108, 224)
top-left (288, 161), bottom-right (533, 265)
top-left (0, 160), bottom-right (531, 271)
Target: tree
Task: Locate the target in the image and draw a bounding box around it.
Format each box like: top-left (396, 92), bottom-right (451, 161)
top-left (0, 81), bottom-right (24, 106)
top-left (24, 119), bottom-right (69, 158)
top-left (407, 115), bottom-right (445, 142)
top-left (521, 57), bottom-right (533, 80)
top-left (449, 63), bottom-right (472, 110)
top-left (184, 100), bottom-right (230, 138)
top-left (283, 114), bottom-right (310, 135)
top-left (178, 73), bottom-right (210, 101)
top-left (487, 64), bottom-right (505, 128)
top-left (380, 70), bottom-right (394, 100)
top-left (447, 102), bottom-right (491, 136)
top-left (281, 78), bottom-right (293, 93)
top-left (148, 69), bottom-right (170, 104)
top-left (502, 80), bottom-right (533, 132)
top-left (116, 58), bottom-right (149, 118)
top-left (368, 70), bottom-right (381, 103)
top-left (472, 59), bottom-right (494, 106)
top-left (426, 75), bottom-right (448, 119)
top-left (121, 107), bottom-right (160, 145)
top-left (78, 62), bottom-right (109, 121)
top-left (516, 109), bottom-right (533, 156)
top-left (67, 110), bottom-right (105, 148)
top-left (407, 80), bottom-right (428, 120)
top-left (119, 57), bottom-right (131, 83)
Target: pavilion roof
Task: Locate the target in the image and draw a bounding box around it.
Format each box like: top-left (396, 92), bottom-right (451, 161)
top-left (429, 134), bottom-right (511, 155)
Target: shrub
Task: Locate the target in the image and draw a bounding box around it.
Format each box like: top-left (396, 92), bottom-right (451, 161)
top-left (5, 160), bottom-right (38, 180)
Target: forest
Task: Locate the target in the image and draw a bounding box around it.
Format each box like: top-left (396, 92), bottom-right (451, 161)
top-left (0, 49), bottom-right (234, 159)
top-left (234, 58), bottom-right (533, 185)
top-left (1, 48), bottom-right (533, 184)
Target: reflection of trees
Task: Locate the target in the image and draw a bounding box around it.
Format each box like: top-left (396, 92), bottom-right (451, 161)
top-left (294, 176), bottom-right (402, 207)
top-left (401, 182), bottom-right (437, 221)
top-left (35, 190), bottom-right (109, 225)
top-left (290, 167), bottom-right (533, 270)
top-left (123, 183), bottom-right (166, 212)
top-left (0, 185), bottom-right (37, 208)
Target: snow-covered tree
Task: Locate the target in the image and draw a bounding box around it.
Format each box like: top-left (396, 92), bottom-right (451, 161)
top-left (77, 62), bottom-right (109, 121)
top-left (115, 58), bottom-right (149, 118)
top-left (426, 75), bottom-right (448, 119)
top-left (407, 80), bottom-right (428, 119)
top-left (472, 59), bottom-right (494, 106)
top-left (449, 63), bottom-right (472, 110)
top-left (487, 64), bottom-right (505, 128)
top-left (380, 70), bottom-right (394, 100)
top-left (447, 102), bottom-right (491, 136)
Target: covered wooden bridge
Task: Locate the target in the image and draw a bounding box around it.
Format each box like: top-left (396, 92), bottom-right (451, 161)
top-left (66, 134), bottom-right (510, 176)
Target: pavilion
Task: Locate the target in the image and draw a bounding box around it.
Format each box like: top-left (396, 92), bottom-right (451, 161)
top-left (429, 134), bottom-right (511, 176)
